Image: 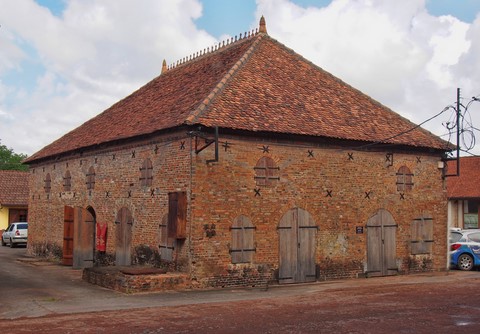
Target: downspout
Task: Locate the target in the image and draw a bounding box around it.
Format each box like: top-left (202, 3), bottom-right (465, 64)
top-left (188, 135), bottom-right (194, 279)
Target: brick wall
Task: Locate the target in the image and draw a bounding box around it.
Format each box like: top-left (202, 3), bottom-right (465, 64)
top-left (189, 135), bottom-right (448, 285)
top-left (27, 130), bottom-right (448, 287)
top-left (27, 131), bottom-right (192, 268)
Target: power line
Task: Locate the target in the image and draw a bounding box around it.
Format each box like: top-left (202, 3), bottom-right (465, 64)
top-left (353, 105), bottom-right (455, 150)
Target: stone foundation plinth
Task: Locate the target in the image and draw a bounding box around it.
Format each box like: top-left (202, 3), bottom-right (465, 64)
top-left (83, 266), bottom-right (191, 293)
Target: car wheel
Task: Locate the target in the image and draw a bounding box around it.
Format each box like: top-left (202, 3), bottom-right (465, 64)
top-left (9, 238), bottom-right (15, 248)
top-left (458, 254), bottom-right (474, 271)
top-left (1, 238), bottom-right (5, 246)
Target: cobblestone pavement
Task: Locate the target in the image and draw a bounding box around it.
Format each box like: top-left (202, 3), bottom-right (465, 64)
top-left (1, 247), bottom-right (480, 333)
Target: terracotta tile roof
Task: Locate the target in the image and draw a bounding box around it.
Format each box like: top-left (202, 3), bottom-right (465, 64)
top-left (446, 157), bottom-right (480, 199)
top-left (25, 17), bottom-right (448, 163)
top-left (0, 170), bottom-right (29, 206)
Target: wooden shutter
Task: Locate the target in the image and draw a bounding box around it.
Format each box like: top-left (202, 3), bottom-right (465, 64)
top-left (230, 215), bottom-right (255, 263)
top-left (254, 157), bottom-right (280, 186)
top-left (44, 173), bottom-right (51, 193)
top-left (86, 166), bottom-right (95, 190)
top-left (168, 192), bottom-right (187, 239)
top-left (411, 216), bottom-right (433, 254)
top-left (63, 170), bottom-right (71, 191)
top-left (139, 159), bottom-right (153, 187)
top-left (396, 166), bottom-right (414, 191)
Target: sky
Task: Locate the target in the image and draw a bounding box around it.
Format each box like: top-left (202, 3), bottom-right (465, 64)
top-left (0, 0), bottom-right (479, 157)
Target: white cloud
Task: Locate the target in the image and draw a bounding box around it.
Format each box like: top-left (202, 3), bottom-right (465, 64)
top-left (0, 0), bottom-right (217, 155)
top-left (256, 0), bottom-right (479, 154)
top-left (0, 0), bottom-right (479, 156)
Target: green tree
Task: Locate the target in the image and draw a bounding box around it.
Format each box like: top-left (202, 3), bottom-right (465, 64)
top-left (0, 140), bottom-right (28, 171)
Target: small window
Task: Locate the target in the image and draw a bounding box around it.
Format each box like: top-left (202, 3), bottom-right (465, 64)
top-left (86, 166), bottom-right (95, 190)
top-left (230, 215), bottom-right (256, 264)
top-left (140, 158), bottom-right (153, 187)
top-left (254, 157), bottom-right (280, 186)
top-left (396, 166), bottom-right (413, 192)
top-left (464, 200), bottom-right (479, 229)
top-left (63, 170), bottom-right (72, 191)
top-left (44, 173), bottom-right (51, 193)
top-left (411, 216), bottom-right (433, 254)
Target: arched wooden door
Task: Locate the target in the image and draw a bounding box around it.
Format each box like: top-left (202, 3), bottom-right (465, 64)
top-left (278, 208), bottom-right (317, 284)
top-left (366, 209), bottom-right (398, 277)
top-left (73, 207), bottom-right (95, 269)
top-left (115, 207), bottom-right (133, 266)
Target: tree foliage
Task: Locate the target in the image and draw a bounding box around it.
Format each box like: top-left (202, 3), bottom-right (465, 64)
top-left (0, 140), bottom-right (28, 171)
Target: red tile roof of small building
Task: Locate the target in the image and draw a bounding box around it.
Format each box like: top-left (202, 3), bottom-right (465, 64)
top-left (25, 17), bottom-right (448, 164)
top-left (0, 170), bottom-right (29, 206)
top-left (447, 156), bottom-right (480, 199)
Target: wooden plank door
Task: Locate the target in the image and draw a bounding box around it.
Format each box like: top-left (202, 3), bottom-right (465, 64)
top-left (63, 206), bottom-right (74, 266)
top-left (158, 214), bottom-right (174, 261)
top-left (115, 207), bottom-right (133, 266)
top-left (279, 209), bottom-right (297, 283)
top-left (73, 207), bottom-right (95, 269)
top-left (297, 208), bottom-right (317, 282)
top-left (367, 209), bottom-right (397, 277)
top-left (279, 208), bottom-right (317, 284)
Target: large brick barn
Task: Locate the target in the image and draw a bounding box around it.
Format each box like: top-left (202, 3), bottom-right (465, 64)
top-left (25, 17), bottom-right (450, 287)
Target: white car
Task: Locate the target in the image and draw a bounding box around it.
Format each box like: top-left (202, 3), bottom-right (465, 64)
top-left (1, 222), bottom-right (28, 248)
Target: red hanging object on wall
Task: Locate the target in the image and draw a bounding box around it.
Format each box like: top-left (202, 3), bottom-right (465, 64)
top-left (96, 223), bottom-right (108, 252)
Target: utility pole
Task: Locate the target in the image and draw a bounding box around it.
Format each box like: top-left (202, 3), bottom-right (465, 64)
top-left (456, 88), bottom-right (460, 176)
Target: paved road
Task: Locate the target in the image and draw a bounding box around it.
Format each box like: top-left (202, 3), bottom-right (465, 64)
top-left (2, 245), bottom-right (480, 333)
top-left (0, 246), bottom-right (303, 319)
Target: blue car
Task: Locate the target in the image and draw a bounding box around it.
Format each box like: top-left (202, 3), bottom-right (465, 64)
top-left (450, 229), bottom-right (480, 271)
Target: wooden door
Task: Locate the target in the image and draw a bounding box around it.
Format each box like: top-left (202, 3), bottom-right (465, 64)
top-left (158, 214), bottom-right (174, 261)
top-left (73, 207), bottom-right (95, 269)
top-left (278, 208), bottom-right (317, 284)
top-left (367, 209), bottom-right (397, 277)
top-left (115, 207), bottom-right (133, 266)
top-left (63, 206), bottom-right (74, 266)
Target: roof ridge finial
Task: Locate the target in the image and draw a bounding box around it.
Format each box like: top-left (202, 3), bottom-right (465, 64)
top-left (259, 15), bottom-right (267, 34)
top-left (161, 59), bottom-right (167, 74)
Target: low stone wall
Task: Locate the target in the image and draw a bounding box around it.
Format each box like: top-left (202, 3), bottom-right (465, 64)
top-left (83, 266), bottom-right (191, 293)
